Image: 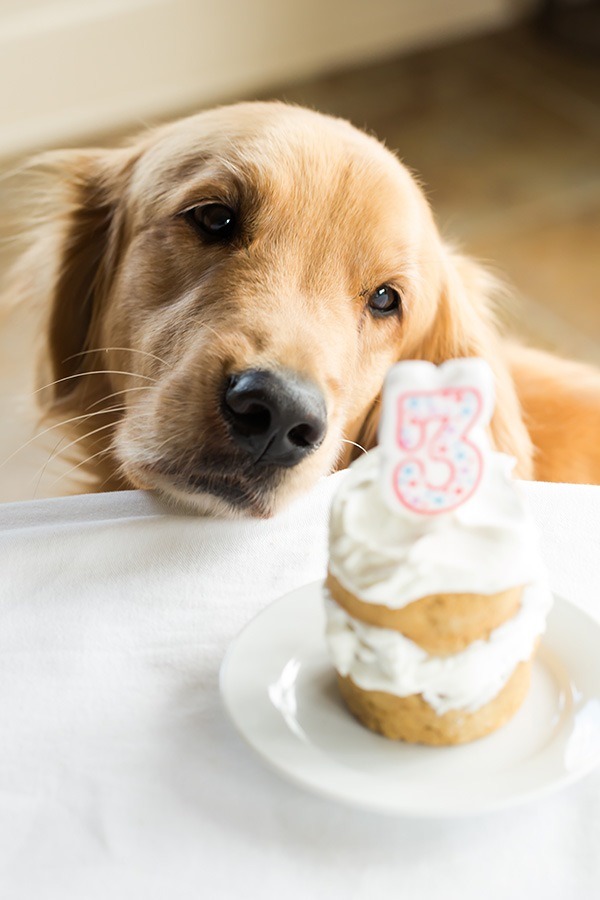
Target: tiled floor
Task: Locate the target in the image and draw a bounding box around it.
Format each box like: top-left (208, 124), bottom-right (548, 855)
top-left (0, 22), bottom-right (599, 501)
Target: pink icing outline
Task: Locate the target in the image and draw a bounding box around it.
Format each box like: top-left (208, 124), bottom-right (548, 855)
top-left (392, 386), bottom-right (484, 515)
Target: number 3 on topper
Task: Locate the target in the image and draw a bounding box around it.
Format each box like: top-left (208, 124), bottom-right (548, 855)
top-left (393, 387), bottom-right (484, 514)
top-left (379, 359), bottom-right (494, 517)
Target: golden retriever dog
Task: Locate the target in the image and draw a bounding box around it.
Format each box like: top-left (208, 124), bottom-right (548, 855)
top-left (7, 101), bottom-right (600, 516)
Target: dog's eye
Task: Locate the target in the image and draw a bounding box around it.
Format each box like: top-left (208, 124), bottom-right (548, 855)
top-left (368, 285), bottom-right (401, 316)
top-left (188, 203), bottom-right (237, 241)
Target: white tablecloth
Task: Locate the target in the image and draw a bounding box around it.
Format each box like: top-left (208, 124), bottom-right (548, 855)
top-left (0, 475), bottom-right (599, 900)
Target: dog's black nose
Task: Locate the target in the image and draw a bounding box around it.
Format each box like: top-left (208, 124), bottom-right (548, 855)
top-left (223, 369), bottom-right (327, 467)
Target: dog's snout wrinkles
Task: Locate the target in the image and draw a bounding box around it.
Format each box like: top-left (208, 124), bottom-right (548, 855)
top-left (223, 369), bottom-right (327, 467)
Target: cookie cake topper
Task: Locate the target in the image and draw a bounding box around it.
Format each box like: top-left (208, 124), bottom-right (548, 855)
top-left (378, 358), bottom-right (495, 516)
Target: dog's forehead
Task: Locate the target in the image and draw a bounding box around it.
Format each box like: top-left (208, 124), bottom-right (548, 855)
top-left (131, 103), bottom-right (420, 216)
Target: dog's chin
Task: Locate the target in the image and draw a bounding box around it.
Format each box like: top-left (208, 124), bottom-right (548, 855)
top-left (122, 462), bottom-right (280, 519)
top-left (157, 484), bottom-right (273, 519)
top-left (160, 481), bottom-right (279, 519)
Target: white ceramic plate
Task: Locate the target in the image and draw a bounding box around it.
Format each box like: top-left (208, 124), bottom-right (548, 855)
top-left (220, 583), bottom-right (600, 817)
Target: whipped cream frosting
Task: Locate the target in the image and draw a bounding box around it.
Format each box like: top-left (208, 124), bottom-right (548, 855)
top-left (325, 580), bottom-right (553, 714)
top-left (328, 448), bottom-right (544, 608)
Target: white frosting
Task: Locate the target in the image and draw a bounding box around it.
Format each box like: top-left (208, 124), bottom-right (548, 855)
top-left (325, 580), bottom-right (553, 714)
top-left (329, 448), bottom-right (544, 608)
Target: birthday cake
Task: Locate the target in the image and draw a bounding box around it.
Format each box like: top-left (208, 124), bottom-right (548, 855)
top-left (324, 359), bottom-right (552, 745)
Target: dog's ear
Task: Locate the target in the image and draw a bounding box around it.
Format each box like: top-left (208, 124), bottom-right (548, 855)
top-left (28, 148), bottom-right (135, 408)
top-left (356, 247), bottom-right (534, 478)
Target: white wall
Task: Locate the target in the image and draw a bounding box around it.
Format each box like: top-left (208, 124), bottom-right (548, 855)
top-left (0, 0), bottom-right (518, 158)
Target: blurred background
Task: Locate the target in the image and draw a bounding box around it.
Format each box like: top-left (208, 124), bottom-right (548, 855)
top-left (0, 0), bottom-right (599, 502)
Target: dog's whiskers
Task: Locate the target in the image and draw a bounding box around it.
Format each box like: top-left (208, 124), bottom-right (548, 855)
top-left (31, 410), bottom-right (144, 498)
top-left (339, 438), bottom-right (368, 456)
top-left (0, 405), bottom-right (127, 469)
top-left (84, 385), bottom-right (150, 411)
top-left (32, 434), bottom-right (69, 499)
top-left (64, 347), bottom-right (172, 370)
top-left (30, 407), bottom-right (131, 496)
top-left (32, 369), bottom-right (157, 397)
top-left (32, 419), bottom-right (121, 489)
top-left (46, 445), bottom-right (114, 491)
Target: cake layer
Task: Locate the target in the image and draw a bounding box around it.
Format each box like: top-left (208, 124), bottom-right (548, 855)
top-left (337, 661), bottom-right (531, 745)
top-left (324, 580), bottom-right (552, 714)
top-left (326, 572), bottom-right (522, 654)
top-left (329, 449), bottom-right (544, 608)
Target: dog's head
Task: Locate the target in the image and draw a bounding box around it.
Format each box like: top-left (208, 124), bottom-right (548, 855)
top-left (33, 101), bottom-right (531, 515)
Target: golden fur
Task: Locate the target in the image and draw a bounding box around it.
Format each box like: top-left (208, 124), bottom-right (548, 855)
top-left (6, 101), bottom-right (600, 515)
